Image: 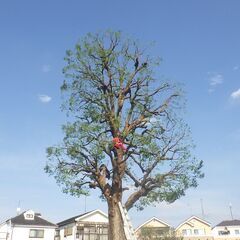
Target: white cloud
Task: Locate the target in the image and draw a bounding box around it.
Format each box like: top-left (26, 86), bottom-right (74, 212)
top-left (42, 64), bottom-right (51, 73)
top-left (207, 72), bottom-right (224, 93)
top-left (229, 128), bottom-right (240, 141)
top-left (209, 73), bottom-right (224, 86)
top-left (230, 88), bottom-right (240, 100)
top-left (38, 94), bottom-right (52, 103)
top-left (208, 88), bottom-right (215, 93)
top-left (233, 65), bottom-right (239, 71)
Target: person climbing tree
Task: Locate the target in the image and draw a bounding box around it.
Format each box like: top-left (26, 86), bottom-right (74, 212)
top-left (113, 131), bottom-right (127, 151)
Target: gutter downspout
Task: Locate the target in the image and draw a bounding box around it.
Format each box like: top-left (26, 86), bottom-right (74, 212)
top-left (9, 220), bottom-right (13, 240)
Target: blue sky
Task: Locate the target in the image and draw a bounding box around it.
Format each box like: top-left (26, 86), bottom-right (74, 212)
top-left (0, 0), bottom-right (240, 228)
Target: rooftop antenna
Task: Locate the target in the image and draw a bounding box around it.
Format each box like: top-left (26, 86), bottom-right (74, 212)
top-left (200, 199), bottom-right (205, 219)
top-left (186, 202), bottom-right (192, 215)
top-left (16, 200), bottom-right (21, 215)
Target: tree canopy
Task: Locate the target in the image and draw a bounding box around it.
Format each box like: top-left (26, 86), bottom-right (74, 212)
top-left (45, 31), bottom-right (203, 212)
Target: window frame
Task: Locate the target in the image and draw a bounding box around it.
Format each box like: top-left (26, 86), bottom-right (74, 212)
top-left (64, 226), bottom-right (73, 236)
top-left (29, 229), bottom-right (44, 238)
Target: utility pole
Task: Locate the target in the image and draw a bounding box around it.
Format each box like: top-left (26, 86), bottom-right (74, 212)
top-left (84, 196), bottom-right (87, 212)
top-left (200, 199), bottom-right (205, 219)
top-left (229, 203), bottom-right (233, 220)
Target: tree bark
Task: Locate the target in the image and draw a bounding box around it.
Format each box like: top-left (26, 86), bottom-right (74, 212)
top-left (108, 197), bottom-right (126, 240)
top-left (106, 149), bottom-right (127, 240)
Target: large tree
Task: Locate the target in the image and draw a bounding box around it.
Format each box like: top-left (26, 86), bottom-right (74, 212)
top-left (45, 31), bottom-right (203, 240)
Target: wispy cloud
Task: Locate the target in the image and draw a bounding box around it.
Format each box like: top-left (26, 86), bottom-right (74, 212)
top-left (209, 73), bottom-right (223, 86)
top-left (208, 88), bottom-right (215, 94)
top-left (233, 65), bottom-right (239, 71)
top-left (42, 64), bottom-right (51, 73)
top-left (230, 88), bottom-right (240, 100)
top-left (38, 94), bottom-right (52, 103)
top-left (208, 72), bottom-right (224, 93)
top-left (228, 128), bottom-right (240, 142)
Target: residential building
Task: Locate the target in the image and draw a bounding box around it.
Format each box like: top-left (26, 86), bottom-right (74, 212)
top-left (0, 209), bottom-right (57, 240)
top-left (175, 216), bottom-right (213, 240)
top-left (56, 209), bottom-right (108, 240)
top-left (135, 217), bottom-right (171, 240)
top-left (212, 220), bottom-right (240, 240)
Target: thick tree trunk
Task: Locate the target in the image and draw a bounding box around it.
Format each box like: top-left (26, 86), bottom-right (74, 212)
top-left (105, 146), bottom-right (127, 240)
top-left (108, 197), bottom-right (127, 240)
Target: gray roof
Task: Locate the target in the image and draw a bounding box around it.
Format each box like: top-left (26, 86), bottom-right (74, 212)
top-left (215, 220), bottom-right (240, 227)
top-left (57, 210), bottom-right (93, 227)
top-left (10, 212), bottom-right (56, 227)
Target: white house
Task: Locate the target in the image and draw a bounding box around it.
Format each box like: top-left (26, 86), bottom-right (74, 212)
top-left (0, 209), bottom-right (57, 240)
top-left (56, 209), bottom-right (108, 240)
top-left (212, 220), bottom-right (240, 240)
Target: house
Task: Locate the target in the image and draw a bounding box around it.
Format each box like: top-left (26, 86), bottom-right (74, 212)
top-left (134, 217), bottom-right (171, 240)
top-left (0, 209), bottom-right (57, 240)
top-left (56, 209), bottom-right (108, 240)
top-left (212, 220), bottom-right (240, 240)
top-left (175, 216), bottom-right (213, 240)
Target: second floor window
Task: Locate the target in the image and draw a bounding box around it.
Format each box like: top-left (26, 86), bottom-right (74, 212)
top-left (64, 227), bottom-right (73, 236)
top-left (194, 229), bottom-right (205, 235)
top-left (29, 229), bottom-right (44, 238)
top-left (182, 229), bottom-right (187, 235)
top-left (218, 230), bottom-right (230, 235)
top-left (182, 229), bottom-right (192, 236)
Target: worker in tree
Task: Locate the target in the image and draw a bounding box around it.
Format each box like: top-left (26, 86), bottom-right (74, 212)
top-left (112, 131), bottom-right (127, 151)
top-left (99, 164), bottom-right (110, 180)
top-left (89, 164), bottom-right (110, 189)
top-left (134, 57), bottom-right (139, 71)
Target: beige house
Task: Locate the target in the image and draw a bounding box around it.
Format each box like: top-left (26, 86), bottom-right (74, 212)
top-left (135, 217), bottom-right (171, 240)
top-left (175, 216), bottom-right (213, 240)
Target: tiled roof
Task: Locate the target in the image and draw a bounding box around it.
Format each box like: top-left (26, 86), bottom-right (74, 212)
top-left (215, 220), bottom-right (240, 227)
top-left (135, 217), bottom-right (171, 232)
top-left (10, 212), bottom-right (56, 227)
top-left (57, 210), bottom-right (93, 227)
top-left (175, 215), bottom-right (211, 230)
top-left (57, 209), bottom-right (108, 227)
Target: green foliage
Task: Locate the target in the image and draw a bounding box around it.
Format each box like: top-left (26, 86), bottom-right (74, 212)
top-left (45, 30), bottom-right (203, 209)
top-left (139, 227), bottom-right (183, 240)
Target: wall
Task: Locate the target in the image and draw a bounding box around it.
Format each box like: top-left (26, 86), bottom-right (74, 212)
top-left (212, 226), bottom-right (240, 240)
top-left (78, 212), bottom-right (108, 223)
top-left (11, 226), bottom-right (56, 240)
top-left (58, 223), bottom-right (76, 240)
top-left (176, 218), bottom-right (213, 240)
top-left (0, 223), bottom-right (8, 240)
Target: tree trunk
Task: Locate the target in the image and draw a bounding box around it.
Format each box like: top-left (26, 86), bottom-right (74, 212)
top-left (108, 197), bottom-right (127, 240)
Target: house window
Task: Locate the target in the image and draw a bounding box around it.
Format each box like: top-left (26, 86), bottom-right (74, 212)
top-left (55, 229), bottom-right (60, 240)
top-left (194, 229), bottom-right (205, 235)
top-left (218, 230), bottom-right (230, 235)
top-left (29, 229), bottom-right (44, 238)
top-left (186, 229), bottom-right (192, 235)
top-left (194, 229), bottom-right (199, 235)
top-left (182, 230), bottom-right (187, 235)
top-left (55, 230), bottom-right (60, 236)
top-left (235, 230), bottom-right (240, 235)
top-left (76, 224), bottom-right (108, 240)
top-left (64, 227), bottom-right (73, 236)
